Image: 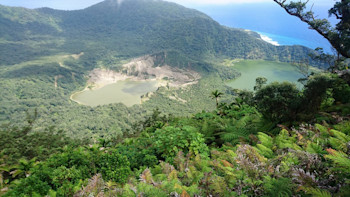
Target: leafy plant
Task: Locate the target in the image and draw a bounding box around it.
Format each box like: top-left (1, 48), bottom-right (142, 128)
top-left (98, 150), bottom-right (131, 184)
top-left (153, 126), bottom-right (209, 161)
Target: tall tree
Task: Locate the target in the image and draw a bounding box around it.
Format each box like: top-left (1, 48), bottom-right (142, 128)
top-left (273, 0), bottom-right (350, 59)
top-left (254, 77), bottom-right (268, 91)
top-left (211, 90), bottom-right (223, 108)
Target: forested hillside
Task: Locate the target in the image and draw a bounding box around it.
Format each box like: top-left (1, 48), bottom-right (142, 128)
top-left (1, 0), bottom-right (349, 196)
top-left (0, 0), bottom-right (319, 137)
top-left (1, 0), bottom-right (315, 66)
top-left (2, 72), bottom-right (350, 196)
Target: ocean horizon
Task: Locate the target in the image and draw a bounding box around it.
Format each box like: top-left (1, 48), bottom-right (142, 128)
top-left (256, 31), bottom-right (331, 51)
top-left (193, 3), bottom-right (335, 54)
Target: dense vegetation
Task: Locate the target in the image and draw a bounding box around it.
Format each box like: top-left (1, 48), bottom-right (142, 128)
top-left (1, 0), bottom-right (309, 138)
top-left (0, 0), bottom-right (316, 66)
top-left (2, 73), bottom-right (350, 196)
top-left (1, 0), bottom-right (350, 196)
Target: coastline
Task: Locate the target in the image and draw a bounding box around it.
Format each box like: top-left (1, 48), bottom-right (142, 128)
top-left (257, 32), bottom-right (280, 46)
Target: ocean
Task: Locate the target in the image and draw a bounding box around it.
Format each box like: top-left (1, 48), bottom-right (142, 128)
top-left (192, 3), bottom-right (336, 54)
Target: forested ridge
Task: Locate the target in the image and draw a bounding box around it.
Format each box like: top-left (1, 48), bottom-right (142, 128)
top-left (0, 0), bottom-right (318, 138)
top-left (1, 0), bottom-right (350, 196)
top-left (0, 0), bottom-right (316, 66)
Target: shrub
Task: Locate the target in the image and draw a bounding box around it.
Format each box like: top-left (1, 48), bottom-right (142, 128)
top-left (254, 82), bottom-right (301, 122)
top-left (153, 126), bottom-right (209, 162)
top-left (98, 150), bottom-right (131, 184)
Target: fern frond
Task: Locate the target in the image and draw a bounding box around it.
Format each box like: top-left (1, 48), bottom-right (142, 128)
top-left (168, 170), bottom-right (178, 181)
top-left (140, 168), bottom-right (154, 185)
top-left (235, 116), bottom-right (250, 128)
top-left (221, 128), bottom-right (248, 144)
top-left (263, 176), bottom-right (293, 197)
top-left (255, 144), bottom-right (274, 158)
top-left (315, 124), bottom-right (330, 137)
top-left (306, 142), bottom-right (326, 154)
top-left (329, 137), bottom-right (347, 152)
top-left (330, 129), bottom-right (350, 142)
top-left (257, 132), bottom-right (273, 148)
top-left (325, 149), bottom-right (350, 171)
top-left (221, 132), bottom-right (241, 143)
top-left (303, 187), bottom-right (332, 197)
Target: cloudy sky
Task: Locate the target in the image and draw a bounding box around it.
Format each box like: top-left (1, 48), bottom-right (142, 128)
top-left (0, 0), bottom-right (334, 10)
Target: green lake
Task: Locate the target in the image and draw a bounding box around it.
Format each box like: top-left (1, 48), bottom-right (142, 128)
top-left (71, 80), bottom-right (158, 107)
top-left (226, 60), bottom-right (303, 90)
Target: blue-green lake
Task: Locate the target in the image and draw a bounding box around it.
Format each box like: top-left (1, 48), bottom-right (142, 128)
top-left (71, 80), bottom-right (158, 107)
top-left (226, 60), bottom-right (304, 90)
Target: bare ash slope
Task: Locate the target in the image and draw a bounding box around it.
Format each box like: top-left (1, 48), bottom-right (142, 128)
top-left (87, 55), bottom-right (201, 90)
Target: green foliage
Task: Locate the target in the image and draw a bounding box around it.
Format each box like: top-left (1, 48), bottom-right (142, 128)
top-left (10, 158), bottom-right (38, 179)
top-left (257, 132), bottom-right (273, 148)
top-left (334, 121), bottom-right (350, 135)
top-left (210, 90), bottom-right (224, 107)
top-left (1, 0), bottom-right (350, 196)
top-left (253, 73), bottom-right (350, 122)
top-left (254, 77), bottom-right (268, 91)
top-left (303, 187), bottom-right (332, 197)
top-left (4, 147), bottom-right (94, 196)
top-left (0, 0), bottom-right (319, 142)
top-left (306, 142), bottom-right (326, 154)
top-left (116, 144), bottom-right (158, 170)
top-left (263, 176), bottom-right (293, 197)
top-left (0, 118), bottom-right (81, 166)
top-left (3, 108), bottom-right (350, 197)
top-left (153, 126), bottom-right (209, 161)
top-left (332, 77), bottom-right (350, 103)
top-left (4, 175), bottom-right (51, 197)
top-left (98, 150), bottom-right (131, 184)
top-left (325, 149), bottom-right (350, 172)
top-left (254, 81), bottom-right (301, 122)
top-left (215, 65), bottom-right (241, 80)
top-left (302, 73), bottom-right (334, 115)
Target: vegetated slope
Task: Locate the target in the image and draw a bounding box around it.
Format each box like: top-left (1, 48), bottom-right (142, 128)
top-left (0, 0), bottom-right (316, 137)
top-left (0, 5), bottom-right (64, 65)
top-left (1, 0), bottom-right (314, 67)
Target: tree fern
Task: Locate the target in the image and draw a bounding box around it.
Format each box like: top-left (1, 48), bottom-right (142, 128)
top-left (235, 116), bottom-right (250, 128)
top-left (220, 127), bottom-right (248, 144)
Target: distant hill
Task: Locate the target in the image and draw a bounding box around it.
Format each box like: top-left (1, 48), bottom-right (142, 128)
top-left (0, 0), bottom-right (315, 68)
top-left (0, 0), bottom-right (324, 142)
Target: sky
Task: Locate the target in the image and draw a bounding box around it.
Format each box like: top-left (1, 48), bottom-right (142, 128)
top-left (0, 0), bottom-right (334, 10)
